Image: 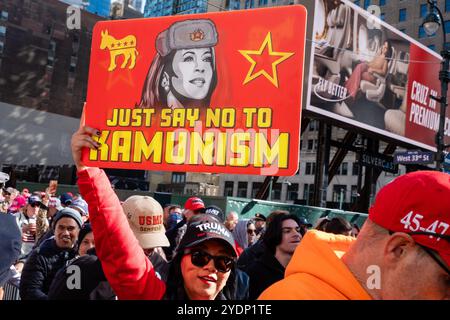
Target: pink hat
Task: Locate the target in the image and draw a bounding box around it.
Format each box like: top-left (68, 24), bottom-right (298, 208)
top-left (8, 195), bottom-right (27, 212)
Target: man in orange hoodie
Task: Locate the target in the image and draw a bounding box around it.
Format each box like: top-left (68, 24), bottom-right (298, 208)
top-left (259, 171), bottom-right (450, 300)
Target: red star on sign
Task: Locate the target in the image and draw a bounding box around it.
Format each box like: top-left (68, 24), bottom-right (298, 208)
top-left (239, 32), bottom-right (294, 88)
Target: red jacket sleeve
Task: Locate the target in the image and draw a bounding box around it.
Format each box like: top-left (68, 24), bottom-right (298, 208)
top-left (77, 167), bottom-right (166, 300)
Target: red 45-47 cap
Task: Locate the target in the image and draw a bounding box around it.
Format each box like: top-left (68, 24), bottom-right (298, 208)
top-left (369, 171), bottom-right (450, 271)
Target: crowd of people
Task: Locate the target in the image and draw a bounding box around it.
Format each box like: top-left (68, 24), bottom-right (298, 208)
top-left (0, 124), bottom-right (448, 300)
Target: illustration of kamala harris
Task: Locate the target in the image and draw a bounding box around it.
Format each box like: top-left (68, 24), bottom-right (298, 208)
top-left (139, 19), bottom-right (218, 109)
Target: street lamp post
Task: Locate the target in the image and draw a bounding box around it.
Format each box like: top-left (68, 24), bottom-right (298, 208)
top-left (423, 0), bottom-right (450, 171)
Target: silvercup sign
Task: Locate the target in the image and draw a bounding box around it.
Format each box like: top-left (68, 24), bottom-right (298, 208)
top-left (357, 152), bottom-right (398, 173)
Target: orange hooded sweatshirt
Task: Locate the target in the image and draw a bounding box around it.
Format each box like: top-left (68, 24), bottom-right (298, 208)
top-left (258, 230), bottom-right (372, 300)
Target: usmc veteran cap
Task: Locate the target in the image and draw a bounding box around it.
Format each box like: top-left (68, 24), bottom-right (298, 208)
top-left (122, 195), bottom-right (170, 249)
top-left (156, 19), bottom-right (218, 57)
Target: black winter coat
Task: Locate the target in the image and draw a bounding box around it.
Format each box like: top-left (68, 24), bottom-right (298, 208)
top-left (48, 251), bottom-right (115, 300)
top-left (19, 238), bottom-right (77, 300)
top-left (245, 250), bottom-right (285, 300)
top-left (236, 239), bottom-right (266, 274)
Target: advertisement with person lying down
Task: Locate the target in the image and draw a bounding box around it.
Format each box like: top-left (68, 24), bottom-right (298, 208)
top-left (308, 0), bottom-right (450, 151)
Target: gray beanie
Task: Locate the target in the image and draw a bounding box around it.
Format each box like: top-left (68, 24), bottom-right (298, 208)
top-left (53, 208), bottom-right (83, 229)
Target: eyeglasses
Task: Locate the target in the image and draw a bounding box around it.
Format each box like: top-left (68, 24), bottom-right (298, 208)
top-left (247, 229), bottom-right (256, 235)
top-left (30, 203), bottom-right (40, 208)
top-left (185, 249), bottom-right (234, 273)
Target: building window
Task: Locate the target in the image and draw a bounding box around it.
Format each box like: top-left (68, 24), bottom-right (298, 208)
top-left (399, 8), bottom-right (406, 22)
top-left (446, 21), bottom-right (450, 34)
top-left (0, 11), bottom-right (8, 21)
top-left (332, 185), bottom-right (347, 203)
top-left (271, 183), bottom-right (282, 200)
top-left (336, 162), bottom-right (348, 175)
top-left (287, 183), bottom-right (299, 201)
top-left (400, 28), bottom-right (406, 34)
top-left (171, 172), bottom-right (186, 184)
top-left (303, 184), bottom-right (314, 204)
top-left (237, 181), bottom-right (247, 198)
top-left (305, 162), bottom-right (316, 175)
top-left (428, 44), bottom-right (436, 51)
top-left (364, 0), bottom-right (371, 10)
top-left (341, 162), bottom-right (348, 175)
top-left (309, 120), bottom-right (317, 131)
top-left (354, 0), bottom-right (360, 6)
top-left (380, 13), bottom-right (385, 21)
top-left (419, 26), bottom-right (427, 38)
top-left (305, 162), bottom-right (311, 175)
top-left (252, 182), bottom-right (262, 198)
top-left (224, 181), bottom-right (234, 196)
top-left (379, 0), bottom-right (385, 6)
top-left (420, 4), bottom-right (428, 18)
top-left (446, 0), bottom-right (450, 12)
top-left (307, 139), bottom-right (314, 150)
top-left (0, 26), bottom-right (6, 36)
top-left (352, 162), bottom-right (360, 176)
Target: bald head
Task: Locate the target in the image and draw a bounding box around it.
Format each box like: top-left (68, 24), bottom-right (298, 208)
top-left (224, 211), bottom-right (238, 232)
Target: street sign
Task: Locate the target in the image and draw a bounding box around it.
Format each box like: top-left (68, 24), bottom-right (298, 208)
top-left (393, 150), bottom-right (435, 165)
top-left (357, 152), bottom-right (398, 174)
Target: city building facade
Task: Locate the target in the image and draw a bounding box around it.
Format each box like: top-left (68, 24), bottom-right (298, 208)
top-left (0, 0), bottom-right (103, 184)
top-left (353, 0), bottom-right (450, 53)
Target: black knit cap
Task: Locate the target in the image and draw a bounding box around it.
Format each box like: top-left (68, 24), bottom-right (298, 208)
top-left (78, 223), bottom-right (92, 247)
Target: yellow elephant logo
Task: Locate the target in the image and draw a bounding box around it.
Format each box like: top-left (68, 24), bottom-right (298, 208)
top-left (100, 30), bottom-right (138, 71)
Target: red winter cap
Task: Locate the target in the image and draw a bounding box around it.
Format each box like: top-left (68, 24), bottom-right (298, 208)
top-left (369, 171), bottom-right (450, 270)
top-left (184, 197), bottom-right (205, 212)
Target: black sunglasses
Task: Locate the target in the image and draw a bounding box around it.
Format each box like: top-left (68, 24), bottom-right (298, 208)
top-left (185, 249), bottom-right (234, 273)
top-left (30, 203), bottom-right (40, 208)
top-left (247, 229), bottom-right (256, 235)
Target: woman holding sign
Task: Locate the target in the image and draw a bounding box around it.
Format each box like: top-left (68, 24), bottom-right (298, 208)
top-left (139, 19), bottom-right (218, 110)
top-left (71, 123), bottom-right (240, 300)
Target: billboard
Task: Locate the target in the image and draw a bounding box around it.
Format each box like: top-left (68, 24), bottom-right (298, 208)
top-left (83, 6), bottom-right (308, 176)
top-left (307, 0), bottom-right (450, 151)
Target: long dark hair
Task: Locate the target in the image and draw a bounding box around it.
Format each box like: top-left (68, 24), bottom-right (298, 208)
top-left (139, 48), bottom-right (218, 109)
top-left (263, 213), bottom-right (302, 254)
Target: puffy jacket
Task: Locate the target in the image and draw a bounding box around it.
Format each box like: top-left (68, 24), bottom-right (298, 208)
top-left (19, 238), bottom-right (77, 300)
top-left (258, 230), bottom-right (372, 300)
top-left (77, 167), bottom-right (165, 300)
